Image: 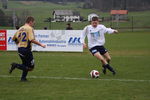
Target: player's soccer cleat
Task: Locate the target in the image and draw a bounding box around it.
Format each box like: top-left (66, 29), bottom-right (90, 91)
top-left (9, 63), bottom-right (17, 74)
top-left (112, 71), bottom-right (116, 75)
top-left (102, 68), bottom-right (107, 74)
top-left (20, 78), bottom-right (28, 82)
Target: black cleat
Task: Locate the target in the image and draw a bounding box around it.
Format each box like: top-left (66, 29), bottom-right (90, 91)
top-left (9, 63), bottom-right (17, 74)
top-left (112, 71), bottom-right (116, 75)
top-left (102, 68), bottom-right (107, 74)
top-left (20, 78), bottom-right (28, 82)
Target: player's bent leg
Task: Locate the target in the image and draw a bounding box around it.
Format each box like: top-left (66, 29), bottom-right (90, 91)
top-left (103, 52), bottom-right (116, 75)
top-left (103, 52), bottom-right (111, 64)
top-left (28, 59), bottom-right (35, 71)
top-left (103, 64), bottom-right (116, 75)
top-left (93, 52), bottom-right (108, 74)
top-left (28, 64), bottom-right (34, 71)
top-left (94, 52), bottom-right (108, 65)
top-left (102, 52), bottom-right (111, 74)
top-left (94, 52), bottom-right (116, 75)
top-left (20, 65), bottom-right (34, 82)
top-left (28, 68), bottom-right (34, 71)
top-left (16, 64), bottom-right (28, 71)
top-left (14, 52), bottom-right (28, 71)
top-left (9, 63), bottom-right (28, 74)
top-left (21, 53), bottom-right (35, 81)
top-left (9, 63), bottom-right (17, 74)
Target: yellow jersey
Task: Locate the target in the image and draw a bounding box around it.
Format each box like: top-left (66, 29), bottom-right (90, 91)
top-left (13, 24), bottom-right (35, 49)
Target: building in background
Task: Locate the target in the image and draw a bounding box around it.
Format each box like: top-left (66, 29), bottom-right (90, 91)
top-left (110, 10), bottom-right (128, 21)
top-left (52, 10), bottom-right (80, 22)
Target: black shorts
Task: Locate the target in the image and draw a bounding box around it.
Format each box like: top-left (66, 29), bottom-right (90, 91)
top-left (18, 48), bottom-right (34, 68)
top-left (89, 46), bottom-right (108, 55)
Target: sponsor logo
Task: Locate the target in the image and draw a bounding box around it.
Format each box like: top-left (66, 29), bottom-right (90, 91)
top-left (8, 37), bottom-right (15, 45)
top-left (68, 37), bottom-right (81, 46)
top-left (0, 30), bottom-right (7, 50)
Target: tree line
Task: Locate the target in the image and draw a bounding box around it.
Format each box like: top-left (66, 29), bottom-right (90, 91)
top-left (4, 0), bottom-right (150, 11)
top-left (87, 0), bottom-right (150, 11)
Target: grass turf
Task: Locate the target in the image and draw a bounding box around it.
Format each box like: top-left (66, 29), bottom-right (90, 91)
top-left (0, 31), bottom-right (150, 100)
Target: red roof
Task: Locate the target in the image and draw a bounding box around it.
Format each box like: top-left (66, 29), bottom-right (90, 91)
top-left (111, 10), bottom-right (128, 15)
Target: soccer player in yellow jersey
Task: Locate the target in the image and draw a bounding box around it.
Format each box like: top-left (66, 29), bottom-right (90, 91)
top-left (9, 16), bottom-right (46, 81)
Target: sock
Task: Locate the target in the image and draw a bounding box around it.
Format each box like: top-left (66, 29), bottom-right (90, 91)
top-left (15, 64), bottom-right (27, 71)
top-left (21, 70), bottom-right (28, 80)
top-left (102, 65), bottom-right (107, 69)
top-left (104, 64), bottom-right (115, 72)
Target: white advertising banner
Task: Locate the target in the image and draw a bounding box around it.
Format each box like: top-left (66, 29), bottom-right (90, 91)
top-left (7, 30), bottom-right (83, 52)
top-left (7, 30), bottom-right (18, 51)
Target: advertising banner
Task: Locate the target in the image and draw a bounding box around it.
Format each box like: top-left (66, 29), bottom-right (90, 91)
top-left (0, 30), bottom-right (7, 51)
top-left (7, 30), bottom-right (83, 52)
top-left (7, 30), bottom-right (17, 51)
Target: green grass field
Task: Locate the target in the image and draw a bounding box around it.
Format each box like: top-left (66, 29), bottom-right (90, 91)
top-left (0, 31), bottom-right (150, 100)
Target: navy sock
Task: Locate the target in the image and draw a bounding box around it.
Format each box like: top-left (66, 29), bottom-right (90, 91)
top-left (16, 64), bottom-right (27, 71)
top-left (21, 70), bottom-right (28, 80)
top-left (102, 65), bottom-right (107, 69)
top-left (104, 64), bottom-right (115, 72)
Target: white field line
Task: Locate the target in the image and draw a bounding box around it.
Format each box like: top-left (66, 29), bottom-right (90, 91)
top-left (0, 75), bottom-right (150, 82)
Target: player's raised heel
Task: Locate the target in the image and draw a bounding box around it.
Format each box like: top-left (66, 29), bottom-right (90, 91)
top-left (9, 63), bottom-right (17, 74)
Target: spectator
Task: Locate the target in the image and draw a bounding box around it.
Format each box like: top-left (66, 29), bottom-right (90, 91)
top-left (15, 26), bottom-right (20, 30)
top-left (66, 23), bottom-right (73, 30)
top-left (44, 27), bottom-right (47, 30)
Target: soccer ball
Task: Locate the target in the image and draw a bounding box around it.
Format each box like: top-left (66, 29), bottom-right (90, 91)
top-left (90, 70), bottom-right (100, 78)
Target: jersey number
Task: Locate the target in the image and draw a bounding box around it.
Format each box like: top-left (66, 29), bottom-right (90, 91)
top-left (22, 32), bottom-right (27, 42)
top-left (18, 32), bottom-right (27, 42)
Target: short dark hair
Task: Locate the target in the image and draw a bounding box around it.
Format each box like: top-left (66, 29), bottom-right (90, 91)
top-left (26, 16), bottom-right (34, 23)
top-left (92, 16), bottom-right (99, 21)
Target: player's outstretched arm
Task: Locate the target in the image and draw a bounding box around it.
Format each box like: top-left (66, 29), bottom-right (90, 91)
top-left (113, 30), bottom-right (119, 34)
top-left (103, 25), bottom-right (119, 34)
top-left (31, 40), bottom-right (46, 48)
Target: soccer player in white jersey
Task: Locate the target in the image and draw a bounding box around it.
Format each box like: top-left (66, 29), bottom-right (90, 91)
top-left (81, 16), bottom-right (118, 75)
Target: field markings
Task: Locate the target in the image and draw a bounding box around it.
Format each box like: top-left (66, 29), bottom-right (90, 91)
top-left (0, 75), bottom-right (150, 82)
